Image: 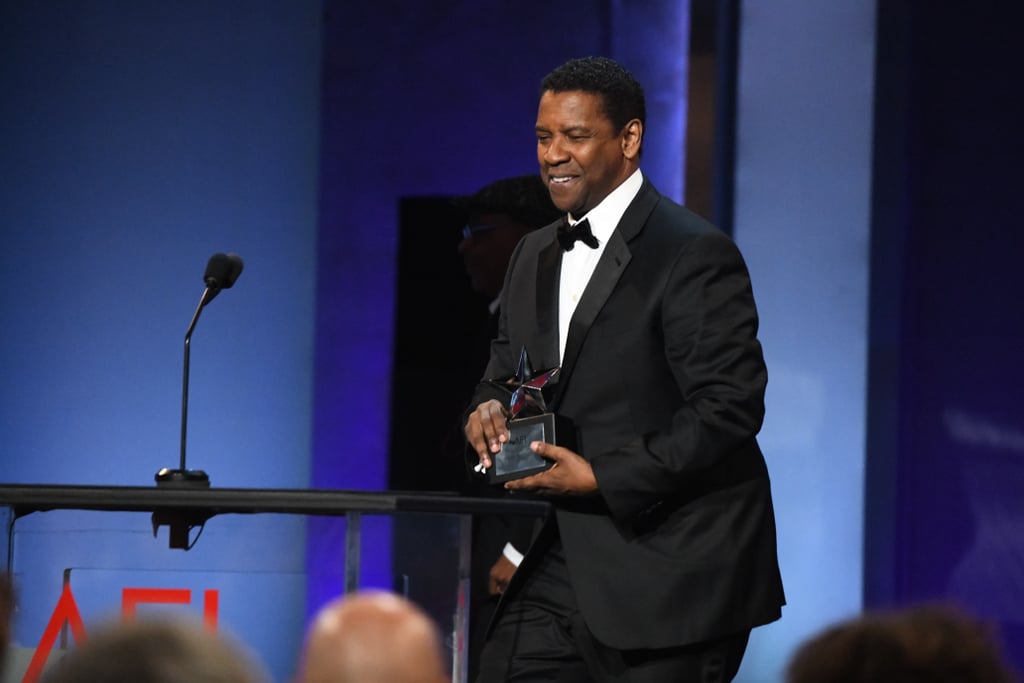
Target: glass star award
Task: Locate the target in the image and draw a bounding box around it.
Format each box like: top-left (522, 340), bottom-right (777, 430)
top-left (485, 347), bottom-right (576, 484)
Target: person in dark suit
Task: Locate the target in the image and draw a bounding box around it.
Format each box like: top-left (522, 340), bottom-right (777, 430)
top-left (464, 56), bottom-right (785, 682)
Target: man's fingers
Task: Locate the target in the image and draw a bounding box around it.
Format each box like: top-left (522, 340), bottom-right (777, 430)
top-left (503, 442), bottom-right (598, 496)
top-left (464, 416), bottom-right (490, 466)
top-left (465, 400), bottom-right (509, 471)
top-left (505, 469), bottom-right (547, 492)
top-left (481, 401), bottom-right (508, 453)
top-left (488, 555), bottom-right (516, 594)
top-left (529, 440), bottom-right (562, 461)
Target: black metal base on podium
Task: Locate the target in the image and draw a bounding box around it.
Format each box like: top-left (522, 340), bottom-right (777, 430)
top-left (152, 469), bottom-right (212, 548)
top-left (154, 468), bottom-right (211, 488)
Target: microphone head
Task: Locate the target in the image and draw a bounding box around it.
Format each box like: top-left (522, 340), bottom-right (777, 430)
top-left (201, 252), bottom-right (243, 306)
top-left (203, 253), bottom-right (233, 290)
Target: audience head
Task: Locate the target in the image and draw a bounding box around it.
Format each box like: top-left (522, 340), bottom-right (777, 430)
top-left (455, 174), bottom-right (562, 298)
top-left (40, 617), bottom-right (266, 683)
top-left (298, 591), bottom-right (448, 683)
top-left (786, 604), bottom-right (1018, 683)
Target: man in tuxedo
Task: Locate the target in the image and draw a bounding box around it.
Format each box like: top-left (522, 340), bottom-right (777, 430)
top-left (464, 57), bottom-right (785, 682)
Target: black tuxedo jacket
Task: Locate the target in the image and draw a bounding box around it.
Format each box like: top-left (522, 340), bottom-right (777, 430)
top-left (469, 179), bottom-right (784, 650)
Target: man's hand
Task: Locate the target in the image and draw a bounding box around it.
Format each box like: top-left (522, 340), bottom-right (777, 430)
top-left (488, 554), bottom-right (517, 595)
top-left (504, 441), bottom-right (598, 496)
top-left (464, 399), bottom-right (509, 471)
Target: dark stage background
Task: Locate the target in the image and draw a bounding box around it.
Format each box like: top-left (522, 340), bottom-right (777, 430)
top-left (865, 0), bottom-right (1024, 663)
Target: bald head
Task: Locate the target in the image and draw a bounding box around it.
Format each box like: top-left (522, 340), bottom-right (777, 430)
top-left (299, 592), bottom-right (449, 683)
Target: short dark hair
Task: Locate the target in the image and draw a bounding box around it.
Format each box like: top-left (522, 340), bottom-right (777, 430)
top-left (540, 56), bottom-right (646, 133)
top-left (786, 604), bottom-right (1017, 683)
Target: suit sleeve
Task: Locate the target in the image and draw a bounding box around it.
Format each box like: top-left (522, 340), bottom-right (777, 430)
top-left (589, 231), bottom-right (768, 523)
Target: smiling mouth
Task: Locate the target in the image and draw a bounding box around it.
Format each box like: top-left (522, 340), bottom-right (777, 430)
top-left (549, 175), bottom-right (575, 184)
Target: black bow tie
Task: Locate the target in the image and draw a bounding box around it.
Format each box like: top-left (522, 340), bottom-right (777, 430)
top-left (557, 218), bottom-right (599, 251)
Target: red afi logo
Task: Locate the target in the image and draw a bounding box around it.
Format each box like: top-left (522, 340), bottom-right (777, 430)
top-left (22, 585), bottom-right (219, 683)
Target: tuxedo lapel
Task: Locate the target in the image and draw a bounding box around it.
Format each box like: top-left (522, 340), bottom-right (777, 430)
top-left (533, 237), bottom-right (562, 370)
top-left (551, 181), bottom-right (659, 409)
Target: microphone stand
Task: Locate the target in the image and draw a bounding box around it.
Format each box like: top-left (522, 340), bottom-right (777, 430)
top-left (157, 286), bottom-right (215, 487)
top-left (154, 286), bottom-right (216, 548)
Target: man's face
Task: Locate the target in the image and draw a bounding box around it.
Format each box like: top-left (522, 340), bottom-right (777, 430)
top-left (535, 89), bottom-right (639, 217)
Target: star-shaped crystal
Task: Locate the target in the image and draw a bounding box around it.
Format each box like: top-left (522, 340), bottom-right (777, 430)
top-left (490, 347), bottom-right (559, 419)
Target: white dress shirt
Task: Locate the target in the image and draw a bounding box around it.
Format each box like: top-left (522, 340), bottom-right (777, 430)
top-left (558, 169), bottom-right (644, 361)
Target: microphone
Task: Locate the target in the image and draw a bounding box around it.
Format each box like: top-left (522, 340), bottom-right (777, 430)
top-left (156, 252), bottom-right (245, 491)
top-left (201, 252), bottom-right (244, 305)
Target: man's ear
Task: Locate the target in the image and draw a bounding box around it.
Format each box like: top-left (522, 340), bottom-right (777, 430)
top-left (621, 119), bottom-right (643, 160)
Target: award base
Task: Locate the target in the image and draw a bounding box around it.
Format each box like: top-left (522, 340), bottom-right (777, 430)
top-left (489, 413), bottom-right (576, 484)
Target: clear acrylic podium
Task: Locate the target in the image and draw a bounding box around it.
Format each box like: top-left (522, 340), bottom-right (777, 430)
top-left (0, 484), bottom-right (548, 683)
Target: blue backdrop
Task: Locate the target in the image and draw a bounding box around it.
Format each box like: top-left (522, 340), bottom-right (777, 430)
top-left (1, 3), bottom-right (321, 681)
